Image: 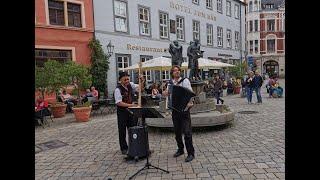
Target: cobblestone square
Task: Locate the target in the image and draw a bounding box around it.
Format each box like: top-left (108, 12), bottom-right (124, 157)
top-left (35, 79), bottom-right (285, 180)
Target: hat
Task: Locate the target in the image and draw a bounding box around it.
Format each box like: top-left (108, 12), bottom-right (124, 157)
top-left (119, 71), bottom-right (130, 80)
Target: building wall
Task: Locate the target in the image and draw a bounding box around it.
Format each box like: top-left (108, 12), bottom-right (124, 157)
top-left (35, 0), bottom-right (94, 65)
top-left (94, 0), bottom-right (246, 96)
top-left (245, 0), bottom-right (285, 77)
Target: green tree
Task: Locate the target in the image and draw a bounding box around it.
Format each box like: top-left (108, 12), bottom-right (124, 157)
top-left (35, 60), bottom-right (70, 100)
top-left (229, 62), bottom-right (246, 79)
top-left (65, 61), bottom-right (92, 101)
top-left (88, 38), bottom-right (110, 96)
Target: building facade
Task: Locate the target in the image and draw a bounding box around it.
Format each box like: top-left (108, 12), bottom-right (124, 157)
top-left (35, 0), bottom-right (94, 66)
top-left (93, 0), bottom-right (246, 96)
top-left (245, 0), bottom-right (285, 77)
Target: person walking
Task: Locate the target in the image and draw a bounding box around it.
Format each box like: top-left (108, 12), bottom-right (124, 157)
top-left (253, 70), bottom-right (263, 104)
top-left (245, 71), bottom-right (254, 104)
top-left (213, 75), bottom-right (224, 104)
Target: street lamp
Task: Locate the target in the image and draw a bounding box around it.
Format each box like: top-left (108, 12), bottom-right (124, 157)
top-left (106, 41), bottom-right (114, 57)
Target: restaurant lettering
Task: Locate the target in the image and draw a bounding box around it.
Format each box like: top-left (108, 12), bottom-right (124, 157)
top-left (170, 1), bottom-right (216, 21)
top-left (218, 53), bottom-right (233, 57)
top-left (127, 44), bottom-right (169, 53)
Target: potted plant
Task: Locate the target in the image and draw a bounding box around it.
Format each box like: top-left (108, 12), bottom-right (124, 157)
top-left (65, 61), bottom-right (92, 122)
top-left (35, 60), bottom-right (70, 118)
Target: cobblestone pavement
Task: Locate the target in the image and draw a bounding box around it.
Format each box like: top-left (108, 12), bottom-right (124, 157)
top-left (35, 79), bottom-right (285, 180)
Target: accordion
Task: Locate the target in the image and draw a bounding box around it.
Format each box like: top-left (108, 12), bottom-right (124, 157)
top-left (169, 85), bottom-right (196, 112)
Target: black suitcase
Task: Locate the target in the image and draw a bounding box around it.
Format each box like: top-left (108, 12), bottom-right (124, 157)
top-left (127, 126), bottom-right (149, 161)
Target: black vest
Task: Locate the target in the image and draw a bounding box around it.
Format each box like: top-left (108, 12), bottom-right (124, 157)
top-left (116, 83), bottom-right (134, 110)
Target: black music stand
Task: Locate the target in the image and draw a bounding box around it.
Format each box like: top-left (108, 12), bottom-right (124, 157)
top-left (127, 107), bottom-right (169, 180)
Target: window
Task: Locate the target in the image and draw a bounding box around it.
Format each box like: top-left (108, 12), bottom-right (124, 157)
top-left (249, 41), bottom-right (253, 54)
top-left (141, 55), bottom-right (153, 82)
top-left (176, 16), bottom-right (185, 41)
top-left (192, 0), bottom-right (199, 5)
top-left (255, 40), bottom-right (259, 53)
top-left (192, 20), bottom-right (200, 41)
top-left (159, 12), bottom-right (169, 39)
top-left (254, 0), bottom-right (258, 11)
top-left (217, 27), bottom-right (223, 47)
top-left (139, 6), bottom-right (150, 36)
top-left (226, 29), bottom-right (232, 48)
top-left (114, 0), bottom-right (128, 32)
top-left (235, 4), bottom-right (239, 19)
top-left (181, 69), bottom-right (188, 78)
top-left (249, 21), bottom-right (253, 32)
top-left (235, 31), bottom-right (239, 50)
top-left (265, 4), bottom-right (274, 9)
top-left (162, 70), bottom-right (170, 80)
top-left (226, 1), bottom-right (231, 17)
top-left (117, 55), bottom-right (130, 71)
top-left (67, 3), bottom-right (82, 27)
top-left (249, 1), bottom-right (252, 12)
top-left (206, 0), bottom-right (212, 9)
top-left (35, 49), bottom-right (72, 67)
top-left (254, 20), bottom-right (258, 32)
top-left (267, 19), bottom-right (275, 31)
top-left (207, 24), bottom-right (213, 46)
top-left (267, 39), bottom-right (275, 53)
top-left (217, 0), bottom-right (222, 13)
top-left (48, 0), bottom-right (65, 25)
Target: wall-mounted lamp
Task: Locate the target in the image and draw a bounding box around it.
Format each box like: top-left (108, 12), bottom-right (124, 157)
top-left (106, 41), bottom-right (114, 57)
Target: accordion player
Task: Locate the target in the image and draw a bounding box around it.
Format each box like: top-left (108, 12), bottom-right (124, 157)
top-left (169, 85), bottom-right (196, 112)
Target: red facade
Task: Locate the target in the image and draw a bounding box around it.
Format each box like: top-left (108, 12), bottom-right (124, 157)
top-left (35, 0), bottom-right (94, 65)
top-left (35, 0), bottom-right (94, 102)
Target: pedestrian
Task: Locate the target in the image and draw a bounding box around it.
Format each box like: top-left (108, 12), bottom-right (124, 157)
top-left (253, 70), bottom-right (263, 104)
top-left (213, 75), bottom-right (224, 104)
top-left (245, 71), bottom-right (254, 104)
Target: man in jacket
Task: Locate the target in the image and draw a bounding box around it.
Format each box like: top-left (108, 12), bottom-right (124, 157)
top-left (253, 70), bottom-right (263, 104)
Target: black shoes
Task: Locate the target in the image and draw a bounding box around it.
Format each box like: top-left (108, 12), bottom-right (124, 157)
top-left (173, 150), bottom-right (184, 157)
top-left (121, 149), bottom-right (128, 155)
top-left (185, 154), bottom-right (194, 162)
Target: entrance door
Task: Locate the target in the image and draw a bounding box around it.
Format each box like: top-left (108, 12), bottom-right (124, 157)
top-left (263, 60), bottom-right (279, 77)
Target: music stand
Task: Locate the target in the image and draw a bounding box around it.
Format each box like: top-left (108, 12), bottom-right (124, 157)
top-left (127, 107), bottom-right (169, 179)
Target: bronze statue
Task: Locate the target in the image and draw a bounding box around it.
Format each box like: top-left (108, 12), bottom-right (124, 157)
top-left (169, 40), bottom-right (183, 67)
top-left (187, 39), bottom-right (203, 81)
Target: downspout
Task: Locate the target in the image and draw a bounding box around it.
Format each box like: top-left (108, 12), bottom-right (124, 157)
top-left (239, 2), bottom-right (243, 75)
top-left (92, 0), bottom-right (96, 39)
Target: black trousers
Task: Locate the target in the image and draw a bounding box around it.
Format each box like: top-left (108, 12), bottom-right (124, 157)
top-left (117, 108), bottom-right (138, 151)
top-left (214, 91), bottom-right (224, 104)
top-left (172, 110), bottom-right (195, 156)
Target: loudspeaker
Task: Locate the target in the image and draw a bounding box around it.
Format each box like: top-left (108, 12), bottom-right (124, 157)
top-left (127, 126), bottom-right (149, 161)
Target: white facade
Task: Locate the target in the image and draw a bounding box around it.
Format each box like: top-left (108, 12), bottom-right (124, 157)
top-left (93, 0), bottom-right (246, 96)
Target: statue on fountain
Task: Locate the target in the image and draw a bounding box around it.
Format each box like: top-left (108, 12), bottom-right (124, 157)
top-left (169, 40), bottom-right (183, 67)
top-left (187, 39), bottom-right (204, 81)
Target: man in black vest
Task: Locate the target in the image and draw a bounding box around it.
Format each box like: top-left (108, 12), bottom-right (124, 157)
top-left (114, 71), bottom-right (138, 155)
top-left (163, 65), bottom-right (195, 162)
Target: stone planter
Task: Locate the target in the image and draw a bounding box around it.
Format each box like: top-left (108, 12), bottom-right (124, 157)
top-left (73, 106), bottom-right (92, 122)
top-left (50, 104), bottom-right (67, 118)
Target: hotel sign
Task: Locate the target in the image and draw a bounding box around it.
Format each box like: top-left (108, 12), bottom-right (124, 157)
top-left (169, 1), bottom-right (216, 21)
top-left (127, 44), bottom-right (169, 53)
